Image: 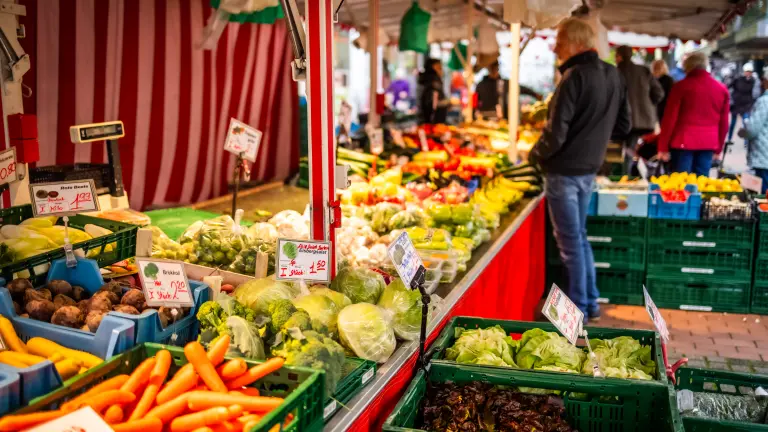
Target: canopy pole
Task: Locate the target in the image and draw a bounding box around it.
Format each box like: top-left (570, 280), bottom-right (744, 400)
top-left (368, 0), bottom-right (379, 126)
top-left (508, 22), bottom-right (521, 162)
top-left (306, 0), bottom-right (338, 276)
top-left (463, 2), bottom-right (474, 124)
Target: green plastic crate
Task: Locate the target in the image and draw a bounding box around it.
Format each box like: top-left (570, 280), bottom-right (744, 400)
top-left (22, 343), bottom-right (325, 432)
top-left (757, 231), bottom-right (768, 257)
top-left (323, 357), bottom-right (376, 422)
top-left (429, 317), bottom-right (667, 384)
top-left (750, 282), bottom-right (768, 315)
top-left (645, 275), bottom-right (751, 313)
top-left (143, 207), bottom-right (227, 240)
top-left (754, 257), bottom-right (768, 284)
top-left (759, 210), bottom-right (768, 232)
top-left (383, 362), bottom-right (682, 432)
top-left (587, 215), bottom-right (647, 242)
top-left (0, 205), bottom-right (138, 286)
top-left (646, 244), bottom-right (752, 281)
top-left (592, 238), bottom-right (646, 271)
top-left (546, 265), bottom-right (645, 306)
top-left (648, 219), bottom-right (755, 249)
top-left (675, 367), bottom-right (768, 431)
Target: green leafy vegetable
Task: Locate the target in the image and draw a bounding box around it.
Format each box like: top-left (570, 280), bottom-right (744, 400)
top-left (292, 294), bottom-right (340, 337)
top-left (271, 329), bottom-right (346, 396)
top-left (330, 267), bottom-right (386, 304)
top-left (515, 328), bottom-right (585, 372)
top-left (584, 336), bottom-right (656, 380)
top-left (233, 277), bottom-right (297, 315)
top-left (282, 241), bottom-right (298, 259)
top-left (444, 325), bottom-right (517, 367)
top-left (337, 303), bottom-right (396, 363)
top-left (376, 279), bottom-right (423, 341)
top-left (309, 287), bottom-right (352, 309)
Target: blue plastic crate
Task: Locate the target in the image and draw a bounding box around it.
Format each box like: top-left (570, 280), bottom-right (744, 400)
top-left (0, 367), bottom-right (21, 416)
top-left (648, 184), bottom-right (701, 220)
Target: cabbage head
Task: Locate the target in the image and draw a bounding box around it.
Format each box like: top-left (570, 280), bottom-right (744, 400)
top-left (292, 293), bottom-right (340, 337)
top-left (310, 287), bottom-right (352, 309)
top-left (583, 336), bottom-right (655, 380)
top-left (444, 325), bottom-right (517, 367)
top-left (233, 277), bottom-right (297, 315)
top-left (337, 303), bottom-right (396, 363)
top-left (515, 328), bottom-right (585, 372)
top-left (330, 267), bottom-right (386, 304)
top-left (376, 279), bottom-right (423, 341)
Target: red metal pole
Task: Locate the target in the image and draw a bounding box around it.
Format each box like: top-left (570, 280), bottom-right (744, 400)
top-left (306, 0), bottom-right (338, 277)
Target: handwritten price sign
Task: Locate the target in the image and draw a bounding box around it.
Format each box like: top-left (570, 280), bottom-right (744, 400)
top-left (542, 284), bottom-right (584, 345)
top-left (136, 258), bottom-right (194, 307)
top-left (276, 239), bottom-right (331, 283)
top-left (0, 148), bottom-right (18, 186)
top-left (29, 180), bottom-right (99, 217)
top-left (224, 118), bottom-right (263, 162)
top-left (643, 285), bottom-right (670, 342)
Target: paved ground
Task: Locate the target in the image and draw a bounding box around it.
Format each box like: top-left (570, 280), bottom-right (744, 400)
top-left (599, 305), bottom-right (768, 373)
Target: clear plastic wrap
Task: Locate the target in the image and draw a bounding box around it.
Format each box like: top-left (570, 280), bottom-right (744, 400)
top-left (180, 215), bottom-right (247, 267)
top-left (376, 278), bottom-right (423, 341)
top-left (677, 390), bottom-right (768, 423)
top-left (292, 293), bottom-right (340, 337)
top-left (337, 303), bottom-right (396, 363)
top-left (329, 266), bottom-right (386, 304)
top-left (370, 202), bottom-right (403, 234)
top-left (149, 226), bottom-right (191, 261)
top-left (229, 237), bottom-right (276, 276)
top-left (232, 277), bottom-right (298, 315)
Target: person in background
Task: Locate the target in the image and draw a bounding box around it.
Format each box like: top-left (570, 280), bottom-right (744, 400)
top-left (475, 61), bottom-right (542, 120)
top-left (418, 58), bottom-right (448, 124)
top-left (657, 53), bottom-right (730, 176)
top-left (386, 68), bottom-right (412, 110)
top-left (529, 18), bottom-right (630, 323)
top-left (728, 63), bottom-right (760, 142)
top-left (743, 76), bottom-right (768, 193)
top-left (651, 60), bottom-right (675, 123)
top-left (615, 45), bottom-right (664, 173)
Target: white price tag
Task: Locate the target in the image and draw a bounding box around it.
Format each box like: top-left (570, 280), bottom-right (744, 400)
top-left (387, 231), bottom-right (424, 287)
top-left (30, 180), bottom-right (99, 217)
top-left (362, 367), bottom-right (374, 385)
top-left (324, 400), bottom-right (337, 419)
top-left (391, 129), bottom-right (405, 148)
top-left (276, 239), bottom-right (331, 283)
top-left (643, 285), bottom-right (669, 342)
top-left (541, 284), bottom-right (583, 345)
top-left (224, 118), bottom-right (263, 162)
top-left (136, 258), bottom-right (195, 307)
top-left (741, 172), bottom-right (763, 193)
top-left (26, 406), bottom-right (113, 432)
top-left (0, 147), bottom-right (18, 186)
top-left (418, 129), bottom-right (429, 151)
top-left (369, 128), bottom-right (384, 155)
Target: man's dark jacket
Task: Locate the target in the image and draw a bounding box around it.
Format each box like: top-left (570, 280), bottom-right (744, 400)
top-left (530, 50), bottom-right (631, 176)
top-left (730, 75), bottom-right (758, 115)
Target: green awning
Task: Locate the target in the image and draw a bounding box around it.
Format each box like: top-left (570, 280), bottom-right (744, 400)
top-left (210, 0), bottom-right (284, 24)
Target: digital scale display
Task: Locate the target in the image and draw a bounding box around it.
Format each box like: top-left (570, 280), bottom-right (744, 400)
top-left (70, 121), bottom-right (125, 143)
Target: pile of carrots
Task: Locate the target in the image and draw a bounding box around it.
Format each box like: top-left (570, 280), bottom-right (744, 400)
top-left (0, 336), bottom-right (288, 432)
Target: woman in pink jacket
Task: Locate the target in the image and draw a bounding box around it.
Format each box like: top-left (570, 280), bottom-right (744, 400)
top-left (657, 53), bottom-right (730, 176)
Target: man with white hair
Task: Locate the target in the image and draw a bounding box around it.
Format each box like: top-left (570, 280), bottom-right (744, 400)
top-left (530, 17), bottom-right (631, 323)
top-left (729, 62), bottom-right (760, 142)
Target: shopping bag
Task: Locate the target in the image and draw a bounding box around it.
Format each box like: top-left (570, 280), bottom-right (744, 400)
top-left (399, 2), bottom-right (431, 53)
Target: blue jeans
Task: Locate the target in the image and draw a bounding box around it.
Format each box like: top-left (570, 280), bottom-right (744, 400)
top-left (728, 112), bottom-right (749, 142)
top-left (670, 149), bottom-right (713, 176)
top-left (545, 174), bottom-right (599, 317)
top-left (755, 168), bottom-right (768, 194)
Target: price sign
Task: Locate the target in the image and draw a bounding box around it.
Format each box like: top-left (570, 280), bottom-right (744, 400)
top-left (276, 239), bottom-right (331, 283)
top-left (387, 231), bottom-right (424, 287)
top-left (741, 172), bottom-right (763, 193)
top-left (224, 118), bottom-right (263, 162)
top-left (369, 128), bottom-right (384, 155)
top-left (0, 147), bottom-right (18, 186)
top-left (30, 180), bottom-right (99, 217)
top-left (26, 406), bottom-right (113, 432)
top-left (136, 258), bottom-right (195, 307)
top-left (418, 129), bottom-right (429, 151)
top-left (643, 285), bottom-right (670, 342)
top-left (542, 284), bottom-right (583, 345)
top-left (391, 129), bottom-right (405, 148)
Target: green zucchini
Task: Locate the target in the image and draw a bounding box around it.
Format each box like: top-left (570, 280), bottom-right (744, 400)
top-left (337, 146), bottom-right (378, 164)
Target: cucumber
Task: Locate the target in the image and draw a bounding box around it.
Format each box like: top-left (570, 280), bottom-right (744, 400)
top-left (339, 159), bottom-right (371, 171)
top-left (337, 146), bottom-right (378, 164)
top-left (346, 164), bottom-right (368, 178)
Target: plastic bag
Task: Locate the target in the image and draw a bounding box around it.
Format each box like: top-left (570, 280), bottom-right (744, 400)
top-left (181, 215), bottom-right (247, 267)
top-left (399, 2), bottom-right (431, 54)
top-left (677, 390), bottom-right (768, 423)
top-left (330, 266), bottom-right (386, 304)
top-left (377, 279), bottom-right (424, 341)
top-left (293, 293), bottom-right (340, 337)
top-left (370, 202), bottom-right (403, 234)
top-left (229, 237), bottom-right (275, 276)
top-left (387, 208), bottom-right (431, 231)
top-left (337, 303), bottom-right (397, 363)
top-left (233, 277), bottom-right (297, 315)
top-left (269, 210), bottom-right (309, 239)
top-left (150, 226), bottom-right (191, 261)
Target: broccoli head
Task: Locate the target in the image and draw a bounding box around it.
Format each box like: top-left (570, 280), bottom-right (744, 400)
top-left (268, 299), bottom-right (298, 334)
top-left (229, 299), bottom-right (256, 322)
top-left (271, 330), bottom-right (346, 396)
top-left (196, 301), bottom-right (225, 331)
top-left (283, 310), bottom-right (312, 332)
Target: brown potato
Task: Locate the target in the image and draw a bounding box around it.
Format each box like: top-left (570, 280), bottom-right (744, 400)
top-left (71, 286), bottom-right (86, 301)
top-left (94, 290), bottom-right (119, 305)
top-left (85, 311), bottom-right (105, 332)
top-left (24, 288), bottom-right (51, 304)
top-left (7, 279), bottom-right (32, 302)
top-left (46, 280), bottom-right (73, 297)
top-left (53, 294), bottom-right (76, 310)
top-left (112, 304), bottom-right (139, 315)
top-left (26, 299), bottom-right (55, 322)
top-left (51, 306), bottom-right (84, 328)
top-left (120, 289), bottom-right (146, 311)
top-left (87, 295), bottom-right (112, 314)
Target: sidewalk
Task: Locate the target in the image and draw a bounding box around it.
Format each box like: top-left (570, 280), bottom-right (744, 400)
top-left (599, 305), bottom-right (768, 373)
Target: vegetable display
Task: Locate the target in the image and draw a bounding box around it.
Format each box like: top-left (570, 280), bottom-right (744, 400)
top-left (0, 338), bottom-right (290, 432)
top-left (376, 279), bottom-right (425, 341)
top-left (330, 267), bottom-right (386, 304)
top-left (677, 389), bottom-right (768, 423)
top-left (337, 303), bottom-right (396, 363)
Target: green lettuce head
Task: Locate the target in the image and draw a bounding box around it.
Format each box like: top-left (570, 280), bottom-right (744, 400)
top-left (330, 267), bottom-right (386, 304)
top-left (444, 325), bottom-right (517, 367)
top-left (584, 336), bottom-right (656, 380)
top-left (515, 328), bottom-right (585, 372)
top-left (376, 279), bottom-right (423, 341)
top-left (309, 287), bottom-right (352, 309)
top-left (292, 293), bottom-right (340, 337)
top-left (233, 277), bottom-right (297, 315)
top-left (337, 303), bottom-right (396, 363)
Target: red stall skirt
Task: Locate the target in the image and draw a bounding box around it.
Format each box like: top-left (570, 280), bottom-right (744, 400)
top-left (347, 198), bottom-right (547, 431)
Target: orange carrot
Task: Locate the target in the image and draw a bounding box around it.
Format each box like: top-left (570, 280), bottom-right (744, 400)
top-left (170, 406), bottom-right (237, 432)
top-left (128, 350), bottom-right (173, 421)
top-left (216, 359), bottom-right (247, 380)
top-left (104, 405), bottom-right (125, 424)
top-left (225, 358), bottom-right (284, 390)
top-left (212, 420), bottom-right (239, 432)
top-left (146, 393), bottom-right (190, 424)
top-left (185, 342), bottom-right (227, 393)
top-left (61, 374), bottom-right (130, 411)
top-left (187, 391), bottom-right (284, 412)
top-left (156, 368), bottom-right (198, 405)
top-left (120, 358), bottom-right (156, 394)
top-left (230, 388), bottom-right (260, 397)
top-left (207, 335), bottom-right (231, 366)
top-left (78, 389), bottom-right (136, 412)
top-left (190, 428), bottom-right (214, 432)
top-left (0, 409), bottom-right (68, 431)
top-left (111, 417), bottom-right (163, 432)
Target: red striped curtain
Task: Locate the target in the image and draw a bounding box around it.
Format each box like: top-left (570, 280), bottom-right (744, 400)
top-left (16, 0), bottom-right (299, 210)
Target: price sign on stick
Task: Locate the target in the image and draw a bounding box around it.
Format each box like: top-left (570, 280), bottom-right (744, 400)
top-left (224, 118), bottom-right (263, 162)
top-left (542, 284), bottom-right (584, 345)
top-left (387, 231), bottom-right (425, 287)
top-left (369, 128), bottom-right (384, 155)
top-left (29, 180), bottom-right (99, 217)
top-left (0, 147), bottom-right (18, 186)
top-left (26, 406), bottom-right (113, 432)
top-left (643, 285), bottom-right (670, 342)
top-left (418, 129), bottom-right (429, 152)
top-left (276, 239), bottom-right (332, 283)
top-left (741, 172), bottom-right (763, 193)
top-left (136, 258), bottom-right (195, 308)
